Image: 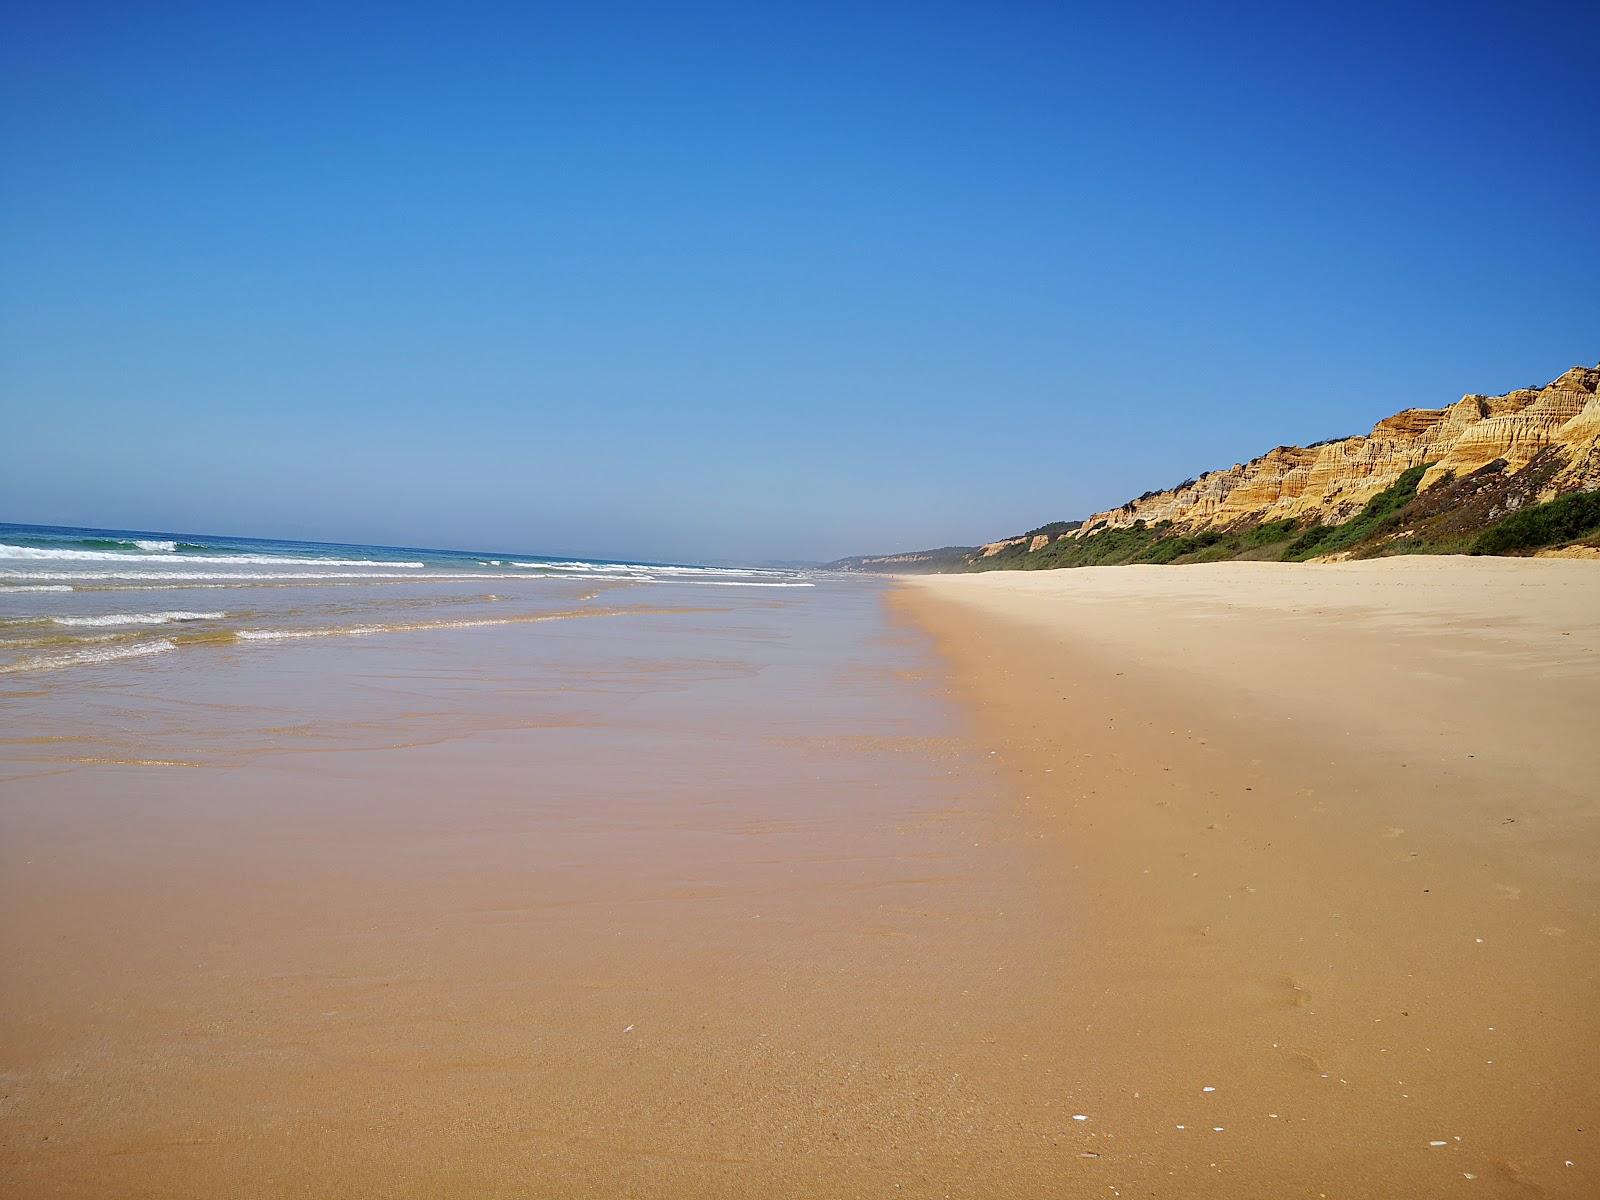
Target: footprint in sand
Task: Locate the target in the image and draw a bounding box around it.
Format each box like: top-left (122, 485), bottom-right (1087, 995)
top-left (1289, 1049), bottom-right (1327, 1074)
top-left (1488, 1157), bottom-right (1549, 1196)
top-left (1280, 975), bottom-right (1311, 1008)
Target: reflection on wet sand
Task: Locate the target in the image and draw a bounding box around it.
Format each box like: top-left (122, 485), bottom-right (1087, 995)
top-left (1, 579), bottom-right (1090, 1198)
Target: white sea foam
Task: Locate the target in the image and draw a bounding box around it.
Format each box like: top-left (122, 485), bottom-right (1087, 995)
top-left (675, 579), bottom-right (813, 587)
top-left (0, 579), bottom-right (464, 588)
top-left (238, 625), bottom-right (389, 640)
top-left (0, 639), bottom-right (177, 674)
top-left (0, 543), bottom-right (424, 567)
top-left (0, 568), bottom-right (802, 590)
top-left (516, 561), bottom-right (661, 573)
top-left (132, 539), bottom-right (177, 552)
top-left (507, 563), bottom-right (810, 586)
top-left (651, 565), bottom-right (790, 577)
top-left (511, 560), bottom-right (794, 579)
top-left (515, 579), bottom-right (659, 588)
top-left (236, 611), bottom-right (599, 641)
top-left (50, 611), bottom-right (226, 627)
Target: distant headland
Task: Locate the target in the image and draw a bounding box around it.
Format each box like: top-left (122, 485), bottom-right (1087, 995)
top-left (831, 365), bottom-right (1600, 571)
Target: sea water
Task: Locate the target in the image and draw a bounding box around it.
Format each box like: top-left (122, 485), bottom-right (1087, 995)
top-left (0, 522), bottom-right (811, 677)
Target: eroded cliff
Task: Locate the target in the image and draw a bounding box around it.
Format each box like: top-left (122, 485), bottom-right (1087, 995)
top-left (834, 365), bottom-right (1600, 572)
top-left (1070, 366), bottom-right (1600, 540)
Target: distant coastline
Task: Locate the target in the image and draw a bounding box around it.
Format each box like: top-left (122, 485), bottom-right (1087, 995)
top-left (832, 364), bottom-right (1600, 572)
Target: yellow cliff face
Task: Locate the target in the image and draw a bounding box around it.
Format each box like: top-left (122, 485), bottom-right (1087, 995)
top-left (1070, 366), bottom-right (1600, 538)
top-left (978, 535), bottom-right (1031, 557)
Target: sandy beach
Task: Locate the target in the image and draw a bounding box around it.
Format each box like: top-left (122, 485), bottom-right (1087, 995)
top-left (0, 578), bottom-right (1066, 1198)
top-left (2, 558), bottom-right (1597, 1197)
top-left (899, 557), bottom-right (1600, 1197)
top-left (7, 0), bottom-right (1594, 1192)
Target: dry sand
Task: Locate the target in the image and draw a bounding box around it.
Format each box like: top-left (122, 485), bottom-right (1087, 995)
top-left (899, 556), bottom-right (1600, 1197)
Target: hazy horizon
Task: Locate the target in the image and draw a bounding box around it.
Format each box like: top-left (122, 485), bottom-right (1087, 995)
top-left (0, 516), bottom-right (814, 567)
top-left (0, 345), bottom-right (1592, 563)
top-left (4, 3), bottom-right (1596, 562)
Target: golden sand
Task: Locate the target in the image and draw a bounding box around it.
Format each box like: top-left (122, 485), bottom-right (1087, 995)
top-left (899, 556), bottom-right (1600, 1197)
top-left (0, 586), bottom-right (1060, 1196)
top-left (2, 560), bottom-right (1596, 1197)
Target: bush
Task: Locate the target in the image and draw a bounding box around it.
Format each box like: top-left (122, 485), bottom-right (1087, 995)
top-left (1472, 490), bottom-right (1600, 555)
top-left (1240, 518), bottom-right (1299, 549)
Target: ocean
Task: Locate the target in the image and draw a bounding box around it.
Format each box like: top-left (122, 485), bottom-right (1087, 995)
top-left (0, 521), bottom-right (811, 677)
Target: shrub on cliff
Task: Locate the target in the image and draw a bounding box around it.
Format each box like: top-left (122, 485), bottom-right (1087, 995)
top-left (1282, 464), bottom-right (1432, 561)
top-left (1471, 490), bottom-right (1600, 555)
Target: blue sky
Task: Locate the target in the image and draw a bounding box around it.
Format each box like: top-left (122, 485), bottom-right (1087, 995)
top-left (3, 1), bottom-right (1596, 562)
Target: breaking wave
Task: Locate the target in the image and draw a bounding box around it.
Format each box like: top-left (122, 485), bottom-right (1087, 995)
top-left (0, 639), bottom-right (177, 674)
top-left (234, 608), bottom-right (630, 641)
top-left (49, 611), bottom-right (227, 628)
top-left (0, 543), bottom-right (424, 567)
top-left (0, 571), bottom-right (471, 583)
top-left (506, 561), bottom-right (809, 586)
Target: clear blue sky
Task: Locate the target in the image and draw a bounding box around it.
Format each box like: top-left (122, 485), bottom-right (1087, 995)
top-left (3, 1), bottom-right (1596, 562)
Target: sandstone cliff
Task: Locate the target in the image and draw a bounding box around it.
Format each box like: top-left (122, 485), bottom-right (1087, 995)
top-left (1071, 366), bottom-right (1600, 539)
top-left (836, 364), bottom-right (1600, 572)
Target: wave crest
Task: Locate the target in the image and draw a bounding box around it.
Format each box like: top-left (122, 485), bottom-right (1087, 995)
top-left (49, 611), bottom-right (227, 628)
top-left (0, 639), bottom-right (177, 674)
top-left (0, 543), bottom-right (424, 567)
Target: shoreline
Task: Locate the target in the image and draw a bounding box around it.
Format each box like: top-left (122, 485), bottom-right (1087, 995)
top-left (3, 560), bottom-right (1596, 1196)
top-left (0, 579), bottom-right (1081, 1197)
top-left (895, 557), bottom-right (1600, 1197)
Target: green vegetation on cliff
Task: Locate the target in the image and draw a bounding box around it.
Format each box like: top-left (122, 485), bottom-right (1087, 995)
top-left (960, 457), bottom-right (1598, 571)
top-left (832, 455), bottom-right (1600, 574)
top-left (1280, 465), bottom-right (1432, 561)
top-left (969, 516), bottom-right (1302, 570)
top-left (1471, 490), bottom-right (1600, 555)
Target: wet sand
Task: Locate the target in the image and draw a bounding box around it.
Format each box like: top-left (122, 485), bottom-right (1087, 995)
top-left (0, 582), bottom-right (1085, 1197)
top-left (900, 557), bottom-right (1600, 1198)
